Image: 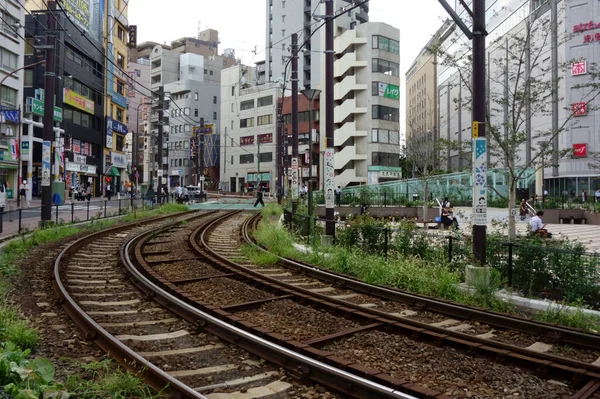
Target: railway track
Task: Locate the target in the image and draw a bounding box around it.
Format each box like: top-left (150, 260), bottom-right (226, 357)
top-left (51, 209), bottom-right (600, 398)
top-left (196, 211), bottom-right (600, 398)
top-left (53, 210), bottom-right (354, 399)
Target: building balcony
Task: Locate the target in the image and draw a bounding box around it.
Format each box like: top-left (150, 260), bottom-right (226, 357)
top-left (334, 99), bottom-right (367, 124)
top-left (334, 52), bottom-right (368, 77)
top-left (335, 75), bottom-right (367, 101)
top-left (334, 122), bottom-right (367, 147)
top-left (337, 167), bottom-right (366, 188)
top-left (335, 29), bottom-right (368, 55)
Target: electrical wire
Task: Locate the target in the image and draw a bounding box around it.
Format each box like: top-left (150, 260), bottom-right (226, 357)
top-left (0, 14), bottom-right (27, 41)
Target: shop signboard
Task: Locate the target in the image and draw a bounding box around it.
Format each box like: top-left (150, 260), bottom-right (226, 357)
top-left (110, 152), bottom-right (127, 168)
top-left (106, 117), bottom-right (113, 148)
top-left (377, 83), bottom-right (400, 100)
top-left (63, 88), bottom-right (94, 114)
top-left (42, 141), bottom-right (51, 186)
top-left (573, 143), bottom-right (587, 157)
top-left (66, 162), bottom-right (97, 174)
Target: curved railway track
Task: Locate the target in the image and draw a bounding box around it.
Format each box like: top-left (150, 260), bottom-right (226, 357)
top-left (199, 211), bottom-right (600, 398)
top-left (50, 209), bottom-right (600, 398)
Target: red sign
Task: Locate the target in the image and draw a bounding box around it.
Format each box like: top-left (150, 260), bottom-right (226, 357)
top-left (571, 60), bottom-right (587, 75)
top-left (574, 21), bottom-right (600, 33)
top-left (572, 102), bottom-right (587, 116)
top-left (240, 135), bottom-right (254, 146)
top-left (258, 133), bottom-right (273, 144)
top-left (583, 32), bottom-right (600, 43)
top-left (573, 143), bottom-right (587, 157)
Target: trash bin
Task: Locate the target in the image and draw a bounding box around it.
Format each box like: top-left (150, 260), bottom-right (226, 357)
top-left (6, 189), bottom-right (13, 199)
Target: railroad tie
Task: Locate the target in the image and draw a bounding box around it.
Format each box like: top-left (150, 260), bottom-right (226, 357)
top-left (138, 344), bottom-right (225, 358)
top-left (194, 371), bottom-right (280, 393)
top-left (168, 364), bottom-right (238, 378)
top-left (204, 381), bottom-right (292, 399)
top-left (525, 342), bottom-right (553, 353)
top-left (475, 330), bottom-right (496, 339)
top-left (389, 310), bottom-right (418, 318)
top-left (430, 319), bottom-right (462, 328)
top-left (116, 329), bottom-right (189, 342)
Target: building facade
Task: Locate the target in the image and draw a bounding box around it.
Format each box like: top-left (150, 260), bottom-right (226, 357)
top-left (323, 22), bottom-right (401, 187)
top-left (24, 3), bottom-right (106, 198)
top-left (265, 0), bottom-right (368, 87)
top-left (0, 0), bottom-right (25, 197)
top-left (220, 64), bottom-right (281, 193)
top-left (125, 55), bottom-right (150, 187)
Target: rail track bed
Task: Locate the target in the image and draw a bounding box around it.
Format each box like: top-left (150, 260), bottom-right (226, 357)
top-left (198, 214), bottom-right (600, 398)
top-left (122, 210), bottom-right (599, 398)
top-left (55, 211), bottom-right (346, 399)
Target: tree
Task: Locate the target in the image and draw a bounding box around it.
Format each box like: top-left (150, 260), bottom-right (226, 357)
top-left (431, 4), bottom-right (600, 238)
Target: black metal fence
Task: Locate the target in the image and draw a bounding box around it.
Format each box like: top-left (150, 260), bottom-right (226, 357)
top-left (0, 194), bottom-right (172, 236)
top-left (282, 209), bottom-right (600, 304)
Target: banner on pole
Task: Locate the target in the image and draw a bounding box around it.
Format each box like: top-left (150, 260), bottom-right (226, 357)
top-left (472, 138), bottom-right (487, 226)
top-left (324, 148), bottom-right (335, 208)
top-left (291, 157), bottom-right (299, 201)
top-left (42, 141), bottom-right (51, 186)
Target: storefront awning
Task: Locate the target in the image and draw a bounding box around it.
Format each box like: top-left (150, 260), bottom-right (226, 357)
top-left (0, 163), bottom-right (18, 170)
top-left (107, 166), bottom-right (120, 177)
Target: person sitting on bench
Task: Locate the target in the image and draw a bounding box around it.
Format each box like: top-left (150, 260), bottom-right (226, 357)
top-left (530, 210), bottom-right (552, 238)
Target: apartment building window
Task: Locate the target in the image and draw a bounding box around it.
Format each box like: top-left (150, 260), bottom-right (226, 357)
top-left (194, 108), bottom-right (198, 117)
top-left (231, 86), bottom-right (236, 96)
top-left (63, 77), bottom-right (92, 100)
top-left (116, 134), bottom-right (125, 152)
top-left (116, 80), bottom-right (125, 95)
top-left (210, 70), bottom-right (213, 76)
top-left (135, 69), bottom-right (141, 77)
top-left (282, 15), bottom-right (285, 23)
top-left (240, 154), bottom-right (254, 164)
top-left (0, 48), bottom-right (18, 71)
top-left (204, 69), bottom-right (207, 74)
top-left (116, 108), bottom-right (124, 122)
top-left (240, 99), bottom-right (254, 110)
top-left (117, 26), bottom-right (126, 42)
top-left (282, 29), bottom-right (285, 36)
top-left (1, 10), bottom-right (18, 38)
top-left (231, 155), bottom-right (234, 165)
top-left (257, 95), bottom-right (273, 107)
top-left (24, 69), bottom-right (33, 87)
top-left (213, 95), bottom-right (217, 104)
top-left (259, 152), bottom-right (273, 163)
top-left (372, 35), bottom-right (400, 54)
top-left (194, 92), bottom-right (199, 101)
top-left (372, 58), bottom-right (399, 77)
top-left (372, 105), bottom-right (399, 122)
top-left (371, 129), bottom-right (399, 144)
top-left (371, 152), bottom-right (398, 167)
top-left (184, 107), bottom-right (190, 116)
top-left (213, 112), bottom-right (217, 120)
top-left (117, 53), bottom-right (124, 69)
top-left (25, 38), bottom-right (35, 55)
top-left (257, 114), bottom-right (272, 126)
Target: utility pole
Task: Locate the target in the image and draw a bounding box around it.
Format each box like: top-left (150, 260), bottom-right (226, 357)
top-left (276, 99), bottom-right (282, 203)
top-left (157, 88), bottom-right (164, 203)
top-left (471, 0), bottom-right (487, 265)
top-left (291, 33), bottom-right (299, 212)
top-left (257, 138), bottom-right (261, 190)
top-left (199, 117), bottom-right (205, 193)
top-left (324, 0), bottom-right (335, 237)
top-left (551, 0), bottom-right (559, 177)
top-left (41, 1), bottom-right (57, 223)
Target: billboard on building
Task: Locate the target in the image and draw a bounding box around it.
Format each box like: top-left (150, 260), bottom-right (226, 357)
top-left (57, 0), bottom-right (103, 43)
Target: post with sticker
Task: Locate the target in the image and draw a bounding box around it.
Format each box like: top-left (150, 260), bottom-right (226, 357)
top-left (472, 137), bottom-right (487, 227)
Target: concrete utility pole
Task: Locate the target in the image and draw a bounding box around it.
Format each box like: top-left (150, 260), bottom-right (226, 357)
top-left (437, 0), bottom-right (487, 265)
top-left (324, 0), bottom-right (335, 237)
top-left (276, 99), bottom-right (283, 203)
top-left (157, 88), bottom-right (164, 203)
top-left (551, 0), bottom-right (559, 177)
top-left (41, 1), bottom-right (57, 223)
top-left (199, 117), bottom-right (205, 193)
top-left (291, 33), bottom-right (299, 212)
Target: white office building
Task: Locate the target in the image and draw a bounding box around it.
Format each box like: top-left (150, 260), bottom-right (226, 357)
top-left (0, 0), bottom-right (25, 195)
top-left (323, 22), bottom-right (401, 187)
top-left (220, 64), bottom-right (282, 193)
top-left (266, 0), bottom-right (368, 87)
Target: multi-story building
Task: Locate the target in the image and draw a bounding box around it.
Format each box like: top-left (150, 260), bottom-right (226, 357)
top-left (164, 53), bottom-right (220, 187)
top-left (435, 0), bottom-right (600, 195)
top-left (220, 64), bottom-right (282, 193)
top-left (265, 0), bottom-right (368, 87)
top-left (324, 22), bottom-right (401, 187)
top-left (405, 21), bottom-right (451, 169)
top-left (104, 0), bottom-right (129, 194)
top-left (24, 2), bottom-right (106, 197)
top-left (126, 46), bottom-right (151, 187)
top-left (0, 0), bottom-right (25, 196)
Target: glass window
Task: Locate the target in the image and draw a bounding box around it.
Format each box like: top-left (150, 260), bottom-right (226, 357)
top-left (372, 58), bottom-right (399, 76)
top-left (379, 129), bottom-right (389, 143)
top-left (116, 108), bottom-right (123, 122)
top-left (213, 111), bottom-right (217, 120)
top-left (117, 53), bottom-right (124, 69)
top-left (372, 105), bottom-right (399, 122)
top-left (81, 113), bottom-right (90, 128)
top-left (257, 95), bottom-right (273, 107)
top-left (24, 69), bottom-right (33, 87)
top-left (240, 117), bottom-right (254, 128)
top-left (194, 92), bottom-right (199, 101)
top-left (72, 110), bottom-right (81, 125)
top-left (257, 114), bottom-right (272, 126)
top-left (0, 48), bottom-right (18, 71)
top-left (259, 152), bottom-right (273, 163)
top-left (63, 108), bottom-right (73, 121)
top-left (194, 108), bottom-right (198, 117)
top-left (213, 95), bottom-right (217, 104)
top-left (240, 154), bottom-right (254, 164)
top-left (371, 129), bottom-right (378, 142)
top-left (1, 10), bottom-right (18, 38)
top-left (25, 38), bottom-right (35, 55)
top-left (240, 99), bottom-right (254, 110)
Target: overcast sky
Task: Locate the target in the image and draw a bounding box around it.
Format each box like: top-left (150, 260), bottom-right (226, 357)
top-left (129, 0), bottom-right (449, 132)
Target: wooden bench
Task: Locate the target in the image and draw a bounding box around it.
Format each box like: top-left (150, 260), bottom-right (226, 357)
top-left (558, 210), bottom-right (587, 224)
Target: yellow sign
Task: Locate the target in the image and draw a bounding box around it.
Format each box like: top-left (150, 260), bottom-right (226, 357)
top-left (472, 121), bottom-right (479, 138)
top-left (63, 88), bottom-right (94, 114)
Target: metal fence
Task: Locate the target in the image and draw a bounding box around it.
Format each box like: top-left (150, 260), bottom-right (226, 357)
top-left (282, 209), bottom-right (600, 303)
top-left (0, 194), bottom-right (173, 236)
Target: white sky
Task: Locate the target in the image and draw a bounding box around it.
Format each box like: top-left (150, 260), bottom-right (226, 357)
top-left (128, 0), bottom-right (449, 132)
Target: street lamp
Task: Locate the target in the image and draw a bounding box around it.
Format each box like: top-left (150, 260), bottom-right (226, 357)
top-left (301, 87), bottom-right (321, 219)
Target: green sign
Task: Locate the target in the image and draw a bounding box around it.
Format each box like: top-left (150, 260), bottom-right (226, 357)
top-left (377, 83), bottom-right (400, 100)
top-left (27, 98), bottom-right (63, 122)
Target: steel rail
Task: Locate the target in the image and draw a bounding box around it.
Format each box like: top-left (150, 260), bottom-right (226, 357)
top-left (245, 213), bottom-right (600, 350)
top-left (53, 210), bottom-right (211, 399)
top-left (205, 213), bottom-right (600, 385)
top-left (125, 210), bottom-right (418, 399)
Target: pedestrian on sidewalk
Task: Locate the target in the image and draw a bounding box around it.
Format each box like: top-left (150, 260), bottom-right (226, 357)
top-left (19, 180), bottom-right (30, 208)
top-left (145, 184), bottom-right (155, 207)
top-left (253, 188), bottom-right (265, 208)
top-left (334, 186), bottom-right (341, 207)
top-left (106, 182), bottom-right (113, 201)
top-left (595, 188), bottom-right (600, 203)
